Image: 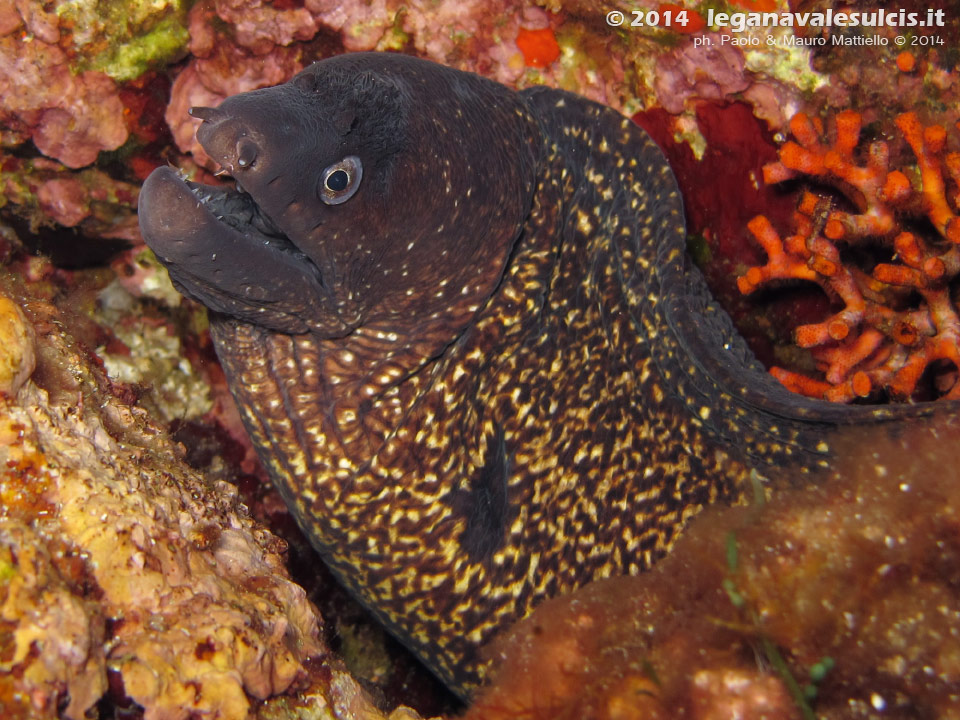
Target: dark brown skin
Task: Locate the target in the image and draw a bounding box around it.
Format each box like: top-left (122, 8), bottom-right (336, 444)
top-left (138, 52), bottom-right (949, 697)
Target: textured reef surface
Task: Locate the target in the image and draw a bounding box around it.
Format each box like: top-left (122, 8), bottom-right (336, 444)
top-left (2, 0), bottom-right (960, 717)
top-left (0, 263), bottom-right (443, 719)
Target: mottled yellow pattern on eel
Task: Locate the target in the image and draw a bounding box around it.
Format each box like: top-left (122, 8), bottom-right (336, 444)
top-left (138, 53), bottom-right (948, 696)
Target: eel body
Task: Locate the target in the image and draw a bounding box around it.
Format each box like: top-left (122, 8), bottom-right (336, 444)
top-left (138, 52), bottom-right (947, 696)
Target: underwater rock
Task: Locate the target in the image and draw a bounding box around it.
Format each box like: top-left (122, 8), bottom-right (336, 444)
top-left (0, 272), bottom-right (416, 720)
top-left (54, 0), bottom-right (189, 84)
top-left (654, 43), bottom-right (751, 115)
top-left (0, 157), bottom-right (142, 247)
top-left (0, 293), bottom-right (34, 395)
top-left (0, 0), bottom-right (187, 170)
top-left (0, 35), bottom-right (127, 169)
top-left (211, 0), bottom-right (319, 55)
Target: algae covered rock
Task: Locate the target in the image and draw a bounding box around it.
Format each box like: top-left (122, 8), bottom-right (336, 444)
top-left (0, 273), bottom-right (415, 720)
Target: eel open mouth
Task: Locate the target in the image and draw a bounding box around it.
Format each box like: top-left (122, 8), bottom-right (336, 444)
top-left (139, 166), bottom-right (348, 336)
top-left (186, 175), bottom-right (289, 243)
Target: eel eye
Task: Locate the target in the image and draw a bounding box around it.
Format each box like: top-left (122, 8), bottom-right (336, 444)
top-left (327, 170), bottom-right (348, 191)
top-left (319, 156), bottom-right (362, 205)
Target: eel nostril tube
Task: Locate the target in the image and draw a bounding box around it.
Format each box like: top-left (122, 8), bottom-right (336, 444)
top-left (237, 139), bottom-right (258, 169)
top-left (189, 106), bottom-right (225, 122)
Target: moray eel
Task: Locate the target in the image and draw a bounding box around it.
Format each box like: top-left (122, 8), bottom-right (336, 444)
top-left (138, 52), bottom-right (946, 696)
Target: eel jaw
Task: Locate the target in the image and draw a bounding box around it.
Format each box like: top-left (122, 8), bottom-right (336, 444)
top-left (138, 166), bottom-right (352, 337)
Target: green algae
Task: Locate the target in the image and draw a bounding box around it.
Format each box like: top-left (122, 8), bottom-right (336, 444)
top-left (374, 9), bottom-right (411, 52)
top-left (92, 13), bottom-right (189, 82)
top-left (0, 555), bottom-right (15, 585)
top-left (743, 39), bottom-right (827, 94)
top-left (56, 0), bottom-right (189, 82)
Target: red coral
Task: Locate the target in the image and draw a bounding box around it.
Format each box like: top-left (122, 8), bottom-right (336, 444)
top-left (739, 111), bottom-right (960, 402)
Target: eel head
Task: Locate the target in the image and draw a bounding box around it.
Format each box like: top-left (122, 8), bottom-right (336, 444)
top-left (139, 53), bottom-right (541, 340)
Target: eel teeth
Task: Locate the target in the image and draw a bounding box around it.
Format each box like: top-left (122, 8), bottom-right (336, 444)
top-left (168, 163), bottom-right (190, 181)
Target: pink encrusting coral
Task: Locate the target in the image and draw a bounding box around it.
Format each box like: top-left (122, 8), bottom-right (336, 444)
top-left (0, 33), bottom-right (128, 169)
top-left (1, 157), bottom-right (142, 239)
top-left (653, 43), bottom-right (751, 116)
top-left (739, 110), bottom-right (960, 403)
top-left (165, 0), bottom-right (633, 160)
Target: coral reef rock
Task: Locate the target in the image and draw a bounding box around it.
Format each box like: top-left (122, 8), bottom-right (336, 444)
top-left (0, 272), bottom-right (415, 720)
